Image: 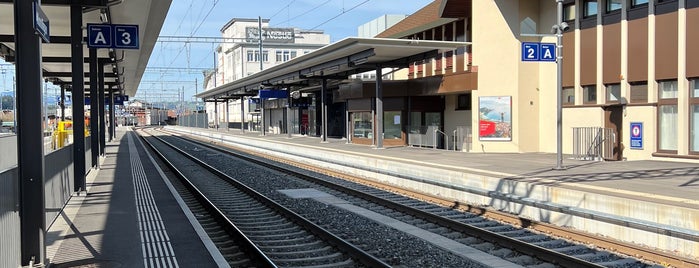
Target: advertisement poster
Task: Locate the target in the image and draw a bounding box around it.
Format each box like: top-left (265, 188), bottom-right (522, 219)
top-left (479, 96), bottom-right (512, 141)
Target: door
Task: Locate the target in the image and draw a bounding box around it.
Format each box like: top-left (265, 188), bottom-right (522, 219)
top-left (604, 105), bottom-right (623, 160)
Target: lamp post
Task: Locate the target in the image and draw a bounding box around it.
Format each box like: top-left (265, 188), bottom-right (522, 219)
top-left (554, 0), bottom-right (566, 169)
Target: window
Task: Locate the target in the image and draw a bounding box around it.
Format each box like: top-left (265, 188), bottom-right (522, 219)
top-left (247, 50), bottom-right (254, 62)
top-left (631, 0), bottom-right (649, 8)
top-left (383, 111), bottom-right (402, 139)
top-left (247, 50), bottom-right (268, 62)
top-left (629, 82), bottom-right (648, 103)
top-left (352, 112), bottom-right (373, 138)
top-left (658, 80), bottom-right (678, 152)
top-left (659, 80), bottom-right (678, 99)
top-left (564, 4), bottom-right (576, 21)
top-left (584, 0), bottom-right (598, 17)
top-left (606, 84), bottom-right (621, 103)
top-left (562, 87), bottom-right (575, 105)
top-left (456, 93), bottom-right (472, 110)
top-left (606, 0), bottom-right (622, 12)
top-left (582, 85), bottom-right (597, 104)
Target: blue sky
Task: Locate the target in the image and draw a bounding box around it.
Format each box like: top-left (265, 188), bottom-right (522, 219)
top-left (138, 0), bottom-right (434, 104)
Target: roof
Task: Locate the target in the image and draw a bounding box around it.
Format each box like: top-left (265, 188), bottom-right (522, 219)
top-left (196, 37), bottom-right (470, 100)
top-left (220, 18), bottom-right (270, 33)
top-left (377, 0), bottom-right (455, 39)
top-left (0, 0), bottom-right (171, 97)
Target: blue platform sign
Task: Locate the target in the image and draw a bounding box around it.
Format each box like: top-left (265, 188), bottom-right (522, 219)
top-left (87, 24), bottom-right (113, 48)
top-left (539, 43), bottom-right (556, 61)
top-left (630, 122), bottom-right (643, 149)
top-left (521, 42), bottom-right (540, 61)
top-left (114, 24), bottom-right (139, 49)
top-left (521, 42), bottom-right (556, 62)
top-left (87, 24), bottom-right (139, 49)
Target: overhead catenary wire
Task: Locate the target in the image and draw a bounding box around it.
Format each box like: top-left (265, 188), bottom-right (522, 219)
top-left (310, 0), bottom-right (370, 31)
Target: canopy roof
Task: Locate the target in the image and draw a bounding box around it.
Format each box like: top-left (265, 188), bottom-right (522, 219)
top-left (196, 37), bottom-right (470, 100)
top-left (0, 0), bottom-right (171, 97)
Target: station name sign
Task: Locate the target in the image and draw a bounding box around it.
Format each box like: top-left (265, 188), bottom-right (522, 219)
top-left (33, 2), bottom-right (50, 43)
top-left (246, 27), bottom-right (295, 43)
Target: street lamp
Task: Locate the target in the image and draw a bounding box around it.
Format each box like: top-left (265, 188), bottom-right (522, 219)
top-left (552, 0), bottom-right (569, 169)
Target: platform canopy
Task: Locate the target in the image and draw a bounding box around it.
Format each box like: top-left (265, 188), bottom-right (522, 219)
top-left (196, 37), bottom-right (471, 101)
top-left (0, 0), bottom-right (171, 97)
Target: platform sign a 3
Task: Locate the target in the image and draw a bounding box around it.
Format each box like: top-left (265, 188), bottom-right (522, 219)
top-left (630, 122), bottom-right (643, 150)
top-left (114, 24), bottom-right (139, 49)
top-left (87, 23), bottom-right (139, 49)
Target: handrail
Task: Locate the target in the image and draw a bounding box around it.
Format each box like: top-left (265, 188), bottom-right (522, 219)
top-left (434, 129), bottom-right (448, 150)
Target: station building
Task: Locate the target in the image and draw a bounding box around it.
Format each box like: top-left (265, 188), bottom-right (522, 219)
top-left (203, 18), bottom-right (330, 133)
top-left (198, 0), bottom-right (699, 161)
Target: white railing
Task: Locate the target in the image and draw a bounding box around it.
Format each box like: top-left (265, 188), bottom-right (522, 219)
top-left (572, 127), bottom-right (615, 161)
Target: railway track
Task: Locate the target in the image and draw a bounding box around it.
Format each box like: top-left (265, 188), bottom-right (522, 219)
top-left (137, 129), bottom-right (389, 268)
top-left (153, 127), bottom-right (685, 268)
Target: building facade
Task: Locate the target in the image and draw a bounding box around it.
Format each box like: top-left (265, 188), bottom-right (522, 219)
top-left (204, 18), bottom-right (331, 131)
top-left (364, 0), bottom-right (698, 161)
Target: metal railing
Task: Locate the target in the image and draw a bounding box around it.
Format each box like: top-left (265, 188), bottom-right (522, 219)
top-left (408, 125), bottom-right (471, 151)
top-left (572, 127), bottom-right (615, 161)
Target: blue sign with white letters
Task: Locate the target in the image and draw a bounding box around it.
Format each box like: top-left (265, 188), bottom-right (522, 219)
top-left (521, 42), bottom-right (540, 61)
top-left (630, 122), bottom-right (643, 149)
top-left (539, 43), bottom-right (556, 61)
top-left (114, 25), bottom-right (139, 49)
top-left (86, 24), bottom-right (139, 49)
top-left (521, 42), bottom-right (556, 62)
top-left (87, 24), bottom-right (113, 48)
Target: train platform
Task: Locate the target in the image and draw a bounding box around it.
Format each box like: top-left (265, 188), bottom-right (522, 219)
top-left (45, 127), bottom-right (227, 268)
top-left (168, 126), bottom-right (699, 259)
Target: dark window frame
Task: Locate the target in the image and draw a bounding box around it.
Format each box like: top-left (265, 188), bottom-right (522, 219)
top-left (606, 0), bottom-right (623, 13)
top-left (629, 81), bottom-right (649, 104)
top-left (605, 83), bottom-right (622, 104)
top-left (456, 93), bottom-right (472, 110)
top-left (583, 0), bottom-right (599, 17)
top-left (582, 85), bottom-right (597, 104)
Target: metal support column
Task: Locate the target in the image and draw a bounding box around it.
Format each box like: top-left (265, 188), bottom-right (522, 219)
top-left (71, 3), bottom-right (86, 192)
top-left (375, 65), bottom-right (383, 149)
top-left (321, 78), bottom-right (328, 143)
top-left (240, 97), bottom-right (245, 133)
top-left (213, 99), bottom-right (218, 130)
top-left (89, 48), bottom-right (99, 168)
top-left (98, 68), bottom-right (106, 156)
top-left (261, 98), bottom-right (265, 136)
top-left (286, 90), bottom-right (292, 138)
top-left (109, 89), bottom-right (115, 141)
top-left (555, 0), bottom-right (564, 169)
top-left (60, 85), bottom-right (66, 121)
top-left (225, 99), bottom-right (229, 131)
top-left (15, 0), bottom-right (46, 265)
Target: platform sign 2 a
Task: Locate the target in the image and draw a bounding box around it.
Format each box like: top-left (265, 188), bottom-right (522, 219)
top-left (630, 122), bottom-right (643, 150)
top-left (87, 23), bottom-right (139, 49)
top-left (521, 42), bottom-right (556, 62)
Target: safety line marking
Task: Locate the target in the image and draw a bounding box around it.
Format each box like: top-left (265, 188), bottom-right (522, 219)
top-left (128, 134), bottom-right (179, 268)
